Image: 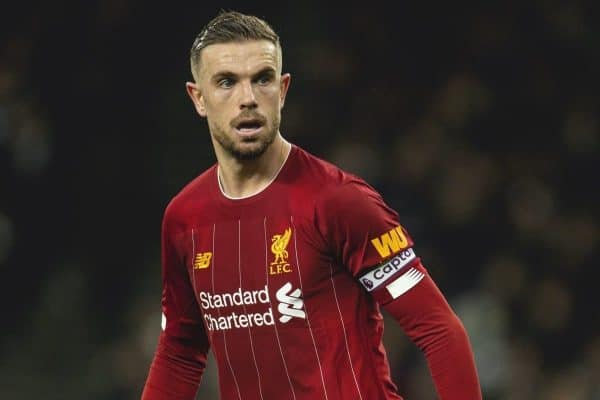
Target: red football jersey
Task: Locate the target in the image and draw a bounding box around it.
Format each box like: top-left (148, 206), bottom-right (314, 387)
top-left (144, 144), bottom-right (481, 400)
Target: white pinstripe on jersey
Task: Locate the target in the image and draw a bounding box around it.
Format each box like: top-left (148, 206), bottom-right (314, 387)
top-left (192, 228), bottom-right (212, 340)
top-left (290, 216), bottom-right (329, 400)
top-left (238, 220), bottom-right (265, 400)
top-left (212, 223), bottom-right (242, 400)
top-left (329, 263), bottom-right (364, 399)
top-left (191, 228), bottom-right (198, 296)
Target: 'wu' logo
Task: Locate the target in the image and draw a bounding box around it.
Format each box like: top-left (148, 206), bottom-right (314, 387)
top-left (371, 226), bottom-right (409, 258)
top-left (276, 282), bottom-right (306, 323)
top-left (270, 228), bottom-right (293, 275)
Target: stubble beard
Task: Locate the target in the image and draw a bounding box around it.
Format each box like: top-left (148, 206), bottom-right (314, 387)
top-left (211, 118), bottom-right (279, 161)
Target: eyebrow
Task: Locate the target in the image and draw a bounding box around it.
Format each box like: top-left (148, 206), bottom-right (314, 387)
top-left (211, 66), bottom-right (277, 82)
top-left (252, 67), bottom-right (277, 77)
top-left (211, 71), bottom-right (236, 83)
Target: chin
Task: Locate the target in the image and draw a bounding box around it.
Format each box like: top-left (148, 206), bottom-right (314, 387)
top-left (231, 142), bottom-right (270, 160)
top-left (215, 124), bottom-right (278, 161)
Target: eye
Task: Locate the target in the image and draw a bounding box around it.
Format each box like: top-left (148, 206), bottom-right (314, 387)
top-left (256, 74), bottom-right (273, 85)
top-left (217, 78), bottom-right (235, 88)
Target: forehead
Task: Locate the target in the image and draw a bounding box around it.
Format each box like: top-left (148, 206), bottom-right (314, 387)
top-left (199, 40), bottom-right (280, 77)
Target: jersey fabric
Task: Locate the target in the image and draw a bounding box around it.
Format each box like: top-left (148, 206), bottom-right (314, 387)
top-left (143, 145), bottom-right (481, 400)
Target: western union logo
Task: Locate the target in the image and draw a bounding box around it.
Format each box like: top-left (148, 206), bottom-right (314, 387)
top-left (371, 226), bottom-right (409, 258)
top-left (194, 252), bottom-right (212, 269)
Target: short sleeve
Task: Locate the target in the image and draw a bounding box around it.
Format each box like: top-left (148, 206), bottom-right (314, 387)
top-left (315, 178), bottom-right (416, 279)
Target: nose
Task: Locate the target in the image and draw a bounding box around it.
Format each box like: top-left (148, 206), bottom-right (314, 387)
top-left (239, 80), bottom-right (257, 109)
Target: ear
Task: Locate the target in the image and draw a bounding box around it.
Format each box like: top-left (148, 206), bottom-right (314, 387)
top-left (185, 81), bottom-right (207, 117)
top-left (279, 73), bottom-right (291, 109)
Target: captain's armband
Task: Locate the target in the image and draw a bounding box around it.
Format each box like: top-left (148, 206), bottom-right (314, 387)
top-left (358, 249), bottom-right (424, 301)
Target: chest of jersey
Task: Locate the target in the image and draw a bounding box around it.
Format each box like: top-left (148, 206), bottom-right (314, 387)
top-left (179, 211), bottom-right (340, 333)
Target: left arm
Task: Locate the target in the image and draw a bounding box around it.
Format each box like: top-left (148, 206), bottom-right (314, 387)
top-left (316, 179), bottom-right (482, 399)
top-left (372, 260), bottom-right (481, 399)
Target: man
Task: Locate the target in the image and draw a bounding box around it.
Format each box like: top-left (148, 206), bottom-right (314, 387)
top-left (142, 11), bottom-right (481, 400)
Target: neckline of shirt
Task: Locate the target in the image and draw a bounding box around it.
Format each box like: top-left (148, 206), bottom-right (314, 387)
top-left (214, 143), bottom-right (295, 203)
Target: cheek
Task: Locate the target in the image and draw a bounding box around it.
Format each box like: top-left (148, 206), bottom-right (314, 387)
top-left (207, 91), bottom-right (230, 108)
top-left (205, 93), bottom-right (232, 117)
top-left (259, 86), bottom-right (282, 106)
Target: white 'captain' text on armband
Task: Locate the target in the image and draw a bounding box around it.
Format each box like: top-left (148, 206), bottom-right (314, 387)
top-left (358, 248), bottom-right (416, 292)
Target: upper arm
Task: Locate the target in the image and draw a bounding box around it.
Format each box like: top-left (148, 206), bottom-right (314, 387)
top-left (315, 179), bottom-right (420, 300)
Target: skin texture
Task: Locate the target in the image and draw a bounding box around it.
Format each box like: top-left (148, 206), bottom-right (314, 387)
top-left (186, 40), bottom-right (291, 198)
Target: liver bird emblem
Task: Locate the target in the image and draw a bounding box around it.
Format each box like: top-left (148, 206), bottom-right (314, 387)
top-left (271, 228), bottom-right (292, 264)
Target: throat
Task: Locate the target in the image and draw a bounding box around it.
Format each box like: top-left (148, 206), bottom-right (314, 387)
top-left (217, 139), bottom-right (290, 199)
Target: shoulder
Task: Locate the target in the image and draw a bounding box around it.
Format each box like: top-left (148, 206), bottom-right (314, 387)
top-left (290, 145), bottom-right (364, 190)
top-left (290, 145), bottom-right (397, 220)
top-left (163, 164), bottom-right (218, 230)
top-left (316, 178), bottom-right (398, 223)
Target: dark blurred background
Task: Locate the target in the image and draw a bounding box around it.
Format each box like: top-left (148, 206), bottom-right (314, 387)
top-left (1, 1), bottom-right (598, 399)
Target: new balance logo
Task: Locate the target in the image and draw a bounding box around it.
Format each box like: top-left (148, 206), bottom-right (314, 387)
top-left (276, 282), bottom-right (306, 323)
top-left (194, 252), bottom-right (212, 269)
top-left (371, 226), bottom-right (409, 258)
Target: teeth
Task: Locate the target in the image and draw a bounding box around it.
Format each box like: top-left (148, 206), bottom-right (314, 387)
top-left (238, 126), bottom-right (260, 133)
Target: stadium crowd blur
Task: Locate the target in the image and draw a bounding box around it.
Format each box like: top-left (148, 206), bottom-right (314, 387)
top-left (1, 2), bottom-right (598, 399)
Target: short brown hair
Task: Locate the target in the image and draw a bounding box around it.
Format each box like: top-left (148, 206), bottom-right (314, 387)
top-left (190, 11), bottom-right (281, 81)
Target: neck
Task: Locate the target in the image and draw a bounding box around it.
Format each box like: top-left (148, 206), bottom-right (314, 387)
top-left (216, 134), bottom-right (291, 199)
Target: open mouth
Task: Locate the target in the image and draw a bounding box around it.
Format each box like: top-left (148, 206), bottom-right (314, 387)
top-left (232, 113), bottom-right (267, 137)
top-left (234, 119), bottom-right (265, 136)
